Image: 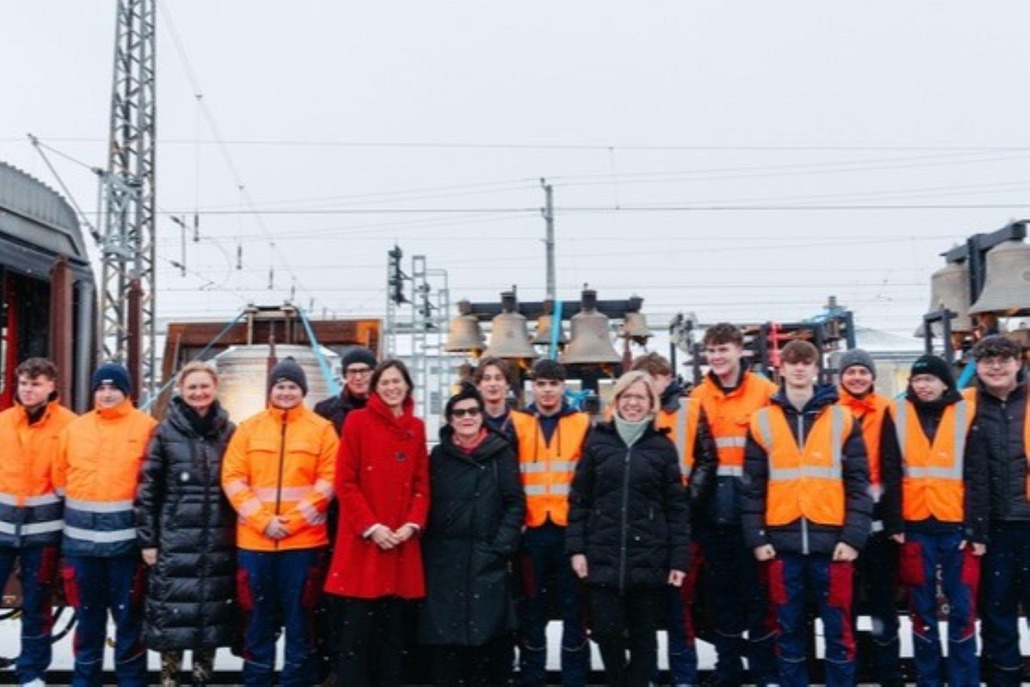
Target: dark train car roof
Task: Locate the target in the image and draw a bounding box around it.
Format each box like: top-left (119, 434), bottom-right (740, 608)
top-left (0, 161), bottom-right (93, 278)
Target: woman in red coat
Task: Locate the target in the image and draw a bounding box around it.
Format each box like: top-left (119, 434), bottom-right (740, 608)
top-left (324, 358), bottom-right (429, 687)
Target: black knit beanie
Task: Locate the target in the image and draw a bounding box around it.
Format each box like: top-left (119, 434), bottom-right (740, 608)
top-left (910, 354), bottom-right (955, 389)
top-left (268, 357), bottom-right (308, 396)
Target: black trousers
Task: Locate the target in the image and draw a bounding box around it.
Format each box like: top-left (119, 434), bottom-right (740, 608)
top-left (430, 633), bottom-right (514, 686)
top-left (334, 595), bottom-right (408, 687)
top-left (588, 585), bottom-right (663, 687)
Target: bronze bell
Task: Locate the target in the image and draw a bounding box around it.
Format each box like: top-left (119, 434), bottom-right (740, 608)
top-left (621, 311), bottom-right (652, 345)
top-left (483, 292), bottom-right (538, 360)
top-left (561, 289), bottom-right (621, 365)
top-left (531, 302), bottom-right (568, 346)
top-left (968, 239), bottom-right (1030, 316)
top-left (444, 300), bottom-right (485, 353)
top-left (914, 261), bottom-right (972, 337)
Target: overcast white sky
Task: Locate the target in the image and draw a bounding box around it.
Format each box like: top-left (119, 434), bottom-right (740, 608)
top-left (3, 2), bottom-right (1030, 341)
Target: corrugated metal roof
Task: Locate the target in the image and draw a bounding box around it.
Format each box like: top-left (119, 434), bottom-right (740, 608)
top-left (0, 161), bottom-right (88, 261)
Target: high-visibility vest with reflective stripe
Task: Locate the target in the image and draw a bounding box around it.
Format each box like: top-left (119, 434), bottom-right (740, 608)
top-left (891, 398), bottom-right (973, 523)
top-left (750, 404), bottom-right (852, 527)
top-left (691, 371), bottom-right (777, 473)
top-left (0, 400), bottom-right (76, 548)
top-left (55, 400), bottom-right (157, 557)
top-left (511, 410), bottom-right (590, 527)
top-left (838, 390), bottom-right (890, 491)
top-left (657, 399), bottom-right (701, 483)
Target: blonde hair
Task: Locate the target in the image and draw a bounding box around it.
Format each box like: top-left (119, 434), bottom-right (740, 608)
top-left (611, 370), bottom-right (660, 422)
top-left (176, 361), bottom-right (219, 388)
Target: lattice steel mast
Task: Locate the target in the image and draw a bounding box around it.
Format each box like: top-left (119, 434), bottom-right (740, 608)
top-left (99, 0), bottom-right (157, 402)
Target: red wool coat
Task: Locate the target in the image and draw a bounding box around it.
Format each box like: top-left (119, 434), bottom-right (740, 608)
top-left (324, 393), bottom-right (430, 599)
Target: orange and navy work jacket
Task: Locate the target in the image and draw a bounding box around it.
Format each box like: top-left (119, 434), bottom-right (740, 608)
top-left (53, 400), bottom-right (157, 557)
top-left (657, 398), bottom-right (702, 483)
top-left (750, 404), bottom-right (853, 527)
top-left (511, 408), bottom-right (591, 527)
top-left (222, 404), bottom-right (338, 551)
top-left (0, 400), bottom-right (76, 548)
top-left (890, 397), bottom-right (974, 524)
top-left (838, 390), bottom-right (891, 495)
top-left (691, 371), bottom-right (777, 478)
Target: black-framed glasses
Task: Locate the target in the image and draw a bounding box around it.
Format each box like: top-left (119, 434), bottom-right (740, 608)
top-left (451, 407), bottom-right (481, 418)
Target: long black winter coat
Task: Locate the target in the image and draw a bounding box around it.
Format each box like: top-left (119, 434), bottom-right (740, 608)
top-left (135, 397), bottom-right (237, 651)
top-left (566, 422), bottom-right (690, 590)
top-left (419, 428), bottom-right (526, 646)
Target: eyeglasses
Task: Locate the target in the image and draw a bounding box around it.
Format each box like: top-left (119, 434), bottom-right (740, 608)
top-left (976, 356), bottom-right (1016, 369)
top-left (451, 407), bottom-right (481, 418)
top-left (345, 367), bottom-right (372, 377)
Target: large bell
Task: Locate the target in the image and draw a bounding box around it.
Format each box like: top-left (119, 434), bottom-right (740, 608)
top-left (968, 240), bottom-right (1030, 316)
top-left (531, 301), bottom-right (568, 346)
top-left (483, 292), bottom-right (538, 360)
top-left (561, 290), bottom-right (621, 365)
top-left (621, 311), bottom-right (652, 345)
top-left (914, 261), bottom-right (972, 337)
top-left (444, 300), bottom-right (486, 353)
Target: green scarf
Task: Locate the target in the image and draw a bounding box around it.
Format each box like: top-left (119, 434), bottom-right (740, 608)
top-left (614, 415), bottom-right (651, 448)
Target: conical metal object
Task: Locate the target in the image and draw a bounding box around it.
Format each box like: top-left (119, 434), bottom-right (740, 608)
top-left (444, 300), bottom-right (485, 353)
top-left (483, 292), bottom-right (538, 360)
top-left (621, 311), bottom-right (652, 344)
top-left (531, 301), bottom-right (568, 346)
top-left (968, 239), bottom-right (1030, 315)
top-left (914, 261), bottom-right (973, 337)
top-left (560, 289), bottom-right (621, 365)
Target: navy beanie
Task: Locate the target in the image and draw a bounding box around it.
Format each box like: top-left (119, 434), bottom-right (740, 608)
top-left (341, 347), bottom-right (377, 372)
top-left (268, 357), bottom-right (308, 396)
top-left (91, 362), bottom-right (132, 396)
top-left (910, 354), bottom-right (955, 389)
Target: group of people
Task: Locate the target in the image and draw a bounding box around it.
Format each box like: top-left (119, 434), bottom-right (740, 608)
top-left (0, 324), bottom-right (1024, 687)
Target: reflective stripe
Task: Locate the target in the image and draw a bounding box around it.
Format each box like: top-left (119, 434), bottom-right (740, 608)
top-left (756, 409), bottom-right (773, 447)
top-left (63, 525), bottom-right (136, 544)
top-left (520, 461), bottom-right (575, 474)
top-left (65, 498), bottom-right (132, 514)
top-left (0, 492), bottom-right (61, 507)
top-left (674, 406), bottom-right (689, 463)
top-left (238, 498), bottom-right (263, 517)
top-left (769, 465), bottom-right (841, 480)
top-left (254, 486), bottom-right (312, 502)
top-left (523, 484), bottom-right (570, 496)
top-left (715, 437), bottom-right (747, 449)
top-left (953, 401), bottom-right (968, 470)
top-left (223, 479), bottom-right (248, 497)
top-left (716, 466), bottom-right (743, 477)
top-left (0, 520), bottom-right (62, 536)
top-left (313, 479), bottom-right (334, 499)
top-left (764, 406), bottom-right (845, 482)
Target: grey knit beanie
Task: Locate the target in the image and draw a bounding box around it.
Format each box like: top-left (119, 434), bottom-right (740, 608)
top-left (838, 349), bottom-right (876, 380)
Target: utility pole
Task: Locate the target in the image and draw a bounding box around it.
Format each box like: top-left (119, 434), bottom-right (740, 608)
top-left (541, 178), bottom-right (555, 301)
top-left (99, 0), bottom-right (157, 403)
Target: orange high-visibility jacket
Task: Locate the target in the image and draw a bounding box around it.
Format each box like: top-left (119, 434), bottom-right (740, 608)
top-left (750, 404), bottom-right (853, 527)
top-left (691, 371), bottom-right (777, 477)
top-left (54, 399), bottom-right (157, 557)
top-left (222, 403), bottom-right (337, 551)
top-left (657, 398), bottom-right (702, 482)
top-left (511, 409), bottom-right (590, 527)
top-left (0, 399), bottom-right (76, 547)
top-left (838, 390), bottom-right (890, 491)
top-left (891, 397), bottom-right (974, 523)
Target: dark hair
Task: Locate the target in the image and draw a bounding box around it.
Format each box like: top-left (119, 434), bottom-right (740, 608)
top-left (702, 323), bottom-right (743, 348)
top-left (445, 382), bottom-right (485, 419)
top-left (530, 358), bottom-right (566, 381)
top-left (472, 356), bottom-right (513, 386)
top-left (370, 358), bottom-right (415, 401)
top-left (630, 352), bottom-right (673, 377)
top-left (972, 334), bottom-right (1022, 361)
top-left (15, 358), bottom-right (58, 381)
top-left (780, 339), bottom-right (819, 365)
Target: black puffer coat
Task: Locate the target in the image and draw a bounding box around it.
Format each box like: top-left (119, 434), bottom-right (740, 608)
top-left (566, 422), bottom-right (690, 590)
top-left (419, 428), bottom-right (526, 646)
top-left (135, 397), bottom-right (237, 650)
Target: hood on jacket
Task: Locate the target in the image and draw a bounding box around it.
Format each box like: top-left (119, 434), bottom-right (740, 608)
top-left (770, 382), bottom-right (839, 415)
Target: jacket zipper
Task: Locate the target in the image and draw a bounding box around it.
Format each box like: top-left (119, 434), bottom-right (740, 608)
top-left (619, 448), bottom-right (631, 590)
top-left (275, 412), bottom-right (287, 550)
